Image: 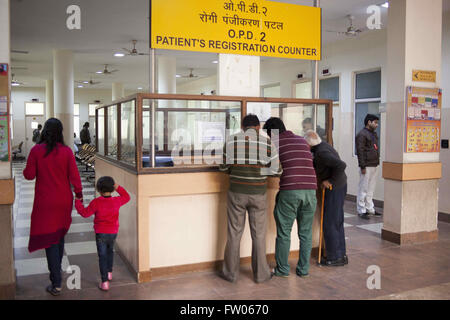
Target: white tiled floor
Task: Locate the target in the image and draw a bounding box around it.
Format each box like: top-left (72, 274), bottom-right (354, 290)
top-left (64, 241), bottom-right (97, 256)
top-left (343, 223), bottom-right (353, 228)
top-left (68, 223), bottom-right (94, 233)
top-left (356, 223), bottom-right (383, 234)
top-left (344, 212), bottom-right (355, 218)
top-left (15, 256), bottom-right (70, 277)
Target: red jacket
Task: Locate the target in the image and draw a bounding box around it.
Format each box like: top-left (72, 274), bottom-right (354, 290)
top-left (23, 143), bottom-right (82, 252)
top-left (75, 186), bottom-right (130, 234)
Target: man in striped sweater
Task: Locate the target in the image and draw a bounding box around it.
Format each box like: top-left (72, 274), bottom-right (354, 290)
top-left (263, 117), bottom-right (317, 278)
top-left (219, 114), bottom-right (281, 283)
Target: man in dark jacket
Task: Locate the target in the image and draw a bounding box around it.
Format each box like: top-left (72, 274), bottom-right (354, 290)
top-left (80, 122), bottom-right (91, 145)
top-left (305, 130), bottom-right (348, 267)
top-left (355, 114), bottom-right (381, 219)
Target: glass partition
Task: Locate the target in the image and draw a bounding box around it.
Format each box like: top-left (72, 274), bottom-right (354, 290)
top-left (94, 94), bottom-right (333, 173)
top-left (142, 99), bottom-right (241, 168)
top-left (97, 108), bottom-right (105, 156)
top-left (120, 100), bottom-right (136, 165)
top-left (107, 105), bottom-right (117, 158)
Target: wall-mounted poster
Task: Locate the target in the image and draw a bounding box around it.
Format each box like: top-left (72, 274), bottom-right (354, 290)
top-left (0, 116), bottom-right (9, 161)
top-left (405, 86), bottom-right (441, 153)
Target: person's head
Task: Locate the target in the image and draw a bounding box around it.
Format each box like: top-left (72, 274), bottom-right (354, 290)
top-left (39, 118), bottom-right (65, 156)
top-left (263, 117), bottom-right (286, 137)
top-left (96, 176), bottom-right (115, 196)
top-left (37, 124), bottom-right (42, 130)
top-left (242, 114), bottom-right (260, 131)
top-left (83, 122), bottom-right (90, 128)
top-left (364, 114), bottom-right (379, 131)
top-left (304, 130), bottom-right (322, 148)
top-left (302, 118), bottom-right (313, 134)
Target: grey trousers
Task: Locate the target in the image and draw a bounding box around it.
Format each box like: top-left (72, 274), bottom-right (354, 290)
top-left (222, 190), bottom-right (271, 283)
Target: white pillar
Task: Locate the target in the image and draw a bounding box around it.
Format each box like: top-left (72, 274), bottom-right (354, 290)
top-left (383, 0), bottom-right (442, 244)
top-left (53, 49), bottom-right (74, 150)
top-left (0, 0), bottom-right (15, 300)
top-left (217, 54), bottom-right (260, 97)
top-left (156, 56), bottom-right (176, 94)
top-left (45, 79), bottom-right (54, 119)
top-left (112, 82), bottom-right (124, 101)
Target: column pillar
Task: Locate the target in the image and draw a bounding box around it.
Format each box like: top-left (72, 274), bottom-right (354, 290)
top-left (0, 0), bottom-right (15, 300)
top-left (156, 56), bottom-right (176, 94)
top-left (382, 0), bottom-right (442, 244)
top-left (45, 79), bottom-right (54, 119)
top-left (112, 82), bottom-right (124, 101)
top-left (53, 49), bottom-right (74, 150)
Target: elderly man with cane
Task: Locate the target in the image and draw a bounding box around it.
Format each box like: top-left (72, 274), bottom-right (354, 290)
top-left (304, 130), bottom-right (348, 267)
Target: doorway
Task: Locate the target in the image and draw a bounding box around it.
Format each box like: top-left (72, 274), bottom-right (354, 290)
top-left (24, 102), bottom-right (45, 157)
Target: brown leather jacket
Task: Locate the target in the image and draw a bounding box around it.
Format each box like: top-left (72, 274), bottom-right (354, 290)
top-left (355, 128), bottom-right (379, 169)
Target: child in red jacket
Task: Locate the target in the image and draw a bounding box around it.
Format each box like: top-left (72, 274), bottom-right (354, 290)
top-left (75, 176), bottom-right (130, 291)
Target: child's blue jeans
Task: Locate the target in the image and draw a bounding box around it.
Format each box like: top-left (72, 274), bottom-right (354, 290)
top-left (95, 233), bottom-right (117, 282)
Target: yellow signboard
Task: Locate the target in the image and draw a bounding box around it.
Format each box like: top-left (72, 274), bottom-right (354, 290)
top-left (412, 70), bottom-right (436, 82)
top-left (151, 0), bottom-right (321, 60)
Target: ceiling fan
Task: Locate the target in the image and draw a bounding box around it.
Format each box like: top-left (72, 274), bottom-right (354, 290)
top-left (75, 77), bottom-right (101, 86)
top-left (179, 68), bottom-right (201, 79)
top-left (11, 74), bottom-right (24, 86)
top-left (122, 40), bottom-right (149, 56)
top-left (93, 64), bottom-right (118, 75)
top-left (326, 15), bottom-right (366, 37)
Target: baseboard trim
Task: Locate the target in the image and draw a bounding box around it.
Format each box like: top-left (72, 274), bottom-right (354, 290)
top-left (381, 229), bottom-right (438, 245)
top-left (438, 212), bottom-right (450, 223)
top-left (345, 194), bottom-right (384, 209)
top-left (137, 249), bottom-right (315, 283)
top-left (0, 283), bottom-right (16, 300)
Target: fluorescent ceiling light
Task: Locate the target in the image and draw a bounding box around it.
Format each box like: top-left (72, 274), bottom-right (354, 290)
top-left (83, 81), bottom-right (89, 84)
top-left (12, 83), bottom-right (20, 86)
top-left (114, 52), bottom-right (125, 57)
top-left (212, 60), bottom-right (218, 64)
top-left (381, 2), bottom-right (389, 8)
top-left (96, 71), bottom-right (103, 74)
top-left (137, 87), bottom-right (143, 90)
top-left (77, 85), bottom-right (83, 88)
top-left (176, 74), bottom-right (181, 78)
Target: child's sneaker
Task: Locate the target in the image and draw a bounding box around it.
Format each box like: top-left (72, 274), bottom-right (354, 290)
top-left (99, 281), bottom-right (110, 291)
top-left (108, 272), bottom-right (112, 281)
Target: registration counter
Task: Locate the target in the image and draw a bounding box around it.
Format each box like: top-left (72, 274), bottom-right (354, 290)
top-left (94, 93), bottom-right (333, 282)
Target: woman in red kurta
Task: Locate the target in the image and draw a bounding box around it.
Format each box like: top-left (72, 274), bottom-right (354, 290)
top-left (23, 118), bottom-right (82, 295)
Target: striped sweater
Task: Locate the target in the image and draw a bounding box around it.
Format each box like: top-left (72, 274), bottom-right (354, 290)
top-left (219, 129), bottom-right (282, 195)
top-left (275, 130), bottom-right (317, 190)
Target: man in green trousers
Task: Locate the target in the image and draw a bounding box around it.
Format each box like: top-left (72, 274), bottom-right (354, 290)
top-left (263, 117), bottom-right (317, 277)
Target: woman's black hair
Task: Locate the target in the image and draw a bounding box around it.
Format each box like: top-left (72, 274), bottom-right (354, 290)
top-left (263, 117), bottom-right (286, 137)
top-left (38, 118), bottom-right (65, 157)
top-left (96, 176), bottom-right (115, 194)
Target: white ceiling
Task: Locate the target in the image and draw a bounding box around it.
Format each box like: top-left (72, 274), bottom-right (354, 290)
top-left (9, 0), bottom-right (395, 89)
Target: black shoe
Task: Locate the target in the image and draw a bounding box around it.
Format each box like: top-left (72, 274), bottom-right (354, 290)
top-left (358, 213), bottom-right (370, 220)
top-left (343, 255), bottom-right (348, 265)
top-left (373, 211), bottom-right (383, 216)
top-left (46, 284), bottom-right (61, 296)
top-left (322, 257), bottom-right (346, 267)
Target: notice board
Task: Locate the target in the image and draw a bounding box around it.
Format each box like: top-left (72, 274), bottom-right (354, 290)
top-left (0, 63), bottom-right (9, 161)
top-left (151, 0), bottom-right (321, 60)
top-left (405, 86), bottom-right (442, 153)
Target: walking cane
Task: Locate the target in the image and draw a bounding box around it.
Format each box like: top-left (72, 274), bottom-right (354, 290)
top-left (318, 185), bottom-right (332, 265)
top-left (318, 187), bottom-right (325, 265)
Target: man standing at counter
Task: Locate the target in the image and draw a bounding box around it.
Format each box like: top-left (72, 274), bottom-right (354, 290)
top-left (219, 114), bottom-right (282, 283)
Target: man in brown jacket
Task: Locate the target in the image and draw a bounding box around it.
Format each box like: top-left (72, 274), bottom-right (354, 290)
top-left (355, 114), bottom-right (381, 219)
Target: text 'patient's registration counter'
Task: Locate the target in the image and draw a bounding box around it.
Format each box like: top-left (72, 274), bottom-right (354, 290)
top-left (94, 93), bottom-right (333, 282)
